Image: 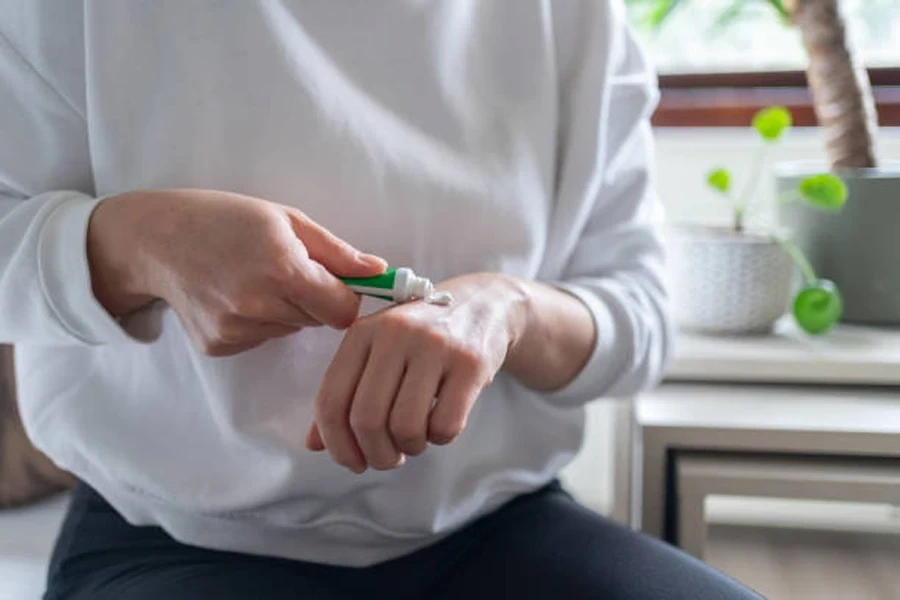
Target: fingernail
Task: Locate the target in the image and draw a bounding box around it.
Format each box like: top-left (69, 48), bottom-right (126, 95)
top-left (357, 252), bottom-right (387, 269)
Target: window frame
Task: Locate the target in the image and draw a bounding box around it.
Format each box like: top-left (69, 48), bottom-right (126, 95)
top-left (652, 67), bottom-right (900, 127)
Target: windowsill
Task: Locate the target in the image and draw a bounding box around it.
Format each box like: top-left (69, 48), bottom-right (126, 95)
top-left (652, 68), bottom-right (900, 128)
top-left (651, 126), bottom-right (900, 141)
top-left (653, 87), bottom-right (900, 128)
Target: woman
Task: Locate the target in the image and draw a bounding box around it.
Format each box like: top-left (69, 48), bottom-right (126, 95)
top-left (0, 1), bottom-right (761, 598)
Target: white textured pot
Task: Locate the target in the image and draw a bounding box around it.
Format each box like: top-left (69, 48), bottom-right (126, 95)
top-left (669, 226), bottom-right (795, 335)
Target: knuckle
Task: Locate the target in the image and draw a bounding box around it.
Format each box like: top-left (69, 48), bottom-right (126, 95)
top-left (265, 255), bottom-right (298, 285)
top-left (379, 312), bottom-right (414, 335)
top-left (370, 454), bottom-right (403, 471)
top-left (324, 295), bottom-right (361, 331)
top-left (429, 419), bottom-right (464, 445)
top-left (266, 244), bottom-right (311, 286)
top-left (340, 323), bottom-right (366, 346)
top-left (453, 346), bottom-right (485, 374)
top-left (389, 420), bottom-right (427, 455)
top-left (348, 316), bottom-right (372, 335)
top-left (420, 328), bottom-right (448, 347)
top-left (333, 304), bottom-right (360, 330)
top-left (398, 441), bottom-right (427, 457)
top-left (315, 395), bottom-right (345, 425)
top-left (408, 327), bottom-right (449, 356)
top-left (349, 409), bottom-right (384, 436)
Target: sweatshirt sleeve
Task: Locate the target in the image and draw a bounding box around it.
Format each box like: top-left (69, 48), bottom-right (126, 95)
top-left (0, 29), bottom-right (155, 346)
top-left (544, 1), bottom-right (673, 405)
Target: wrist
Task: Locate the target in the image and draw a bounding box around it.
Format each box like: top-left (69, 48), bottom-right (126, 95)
top-left (493, 274), bottom-right (532, 358)
top-left (87, 193), bottom-right (158, 316)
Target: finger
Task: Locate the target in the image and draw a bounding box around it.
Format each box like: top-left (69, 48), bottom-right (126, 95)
top-left (217, 317), bottom-right (303, 344)
top-left (428, 365), bottom-right (485, 446)
top-left (289, 261), bottom-right (364, 330)
top-left (349, 343), bottom-right (407, 470)
top-left (204, 339), bottom-right (266, 357)
top-left (305, 422), bottom-right (326, 451)
top-left (389, 358), bottom-right (443, 456)
top-left (315, 329), bottom-right (369, 473)
top-left (254, 321), bottom-right (305, 339)
top-left (286, 210), bottom-right (386, 277)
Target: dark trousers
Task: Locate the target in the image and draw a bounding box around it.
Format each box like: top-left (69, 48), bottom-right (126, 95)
top-left (45, 481), bottom-right (764, 599)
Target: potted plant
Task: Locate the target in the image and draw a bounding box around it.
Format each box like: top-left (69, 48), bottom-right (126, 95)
top-left (669, 106), bottom-right (846, 335)
top-left (629, 0), bottom-right (900, 324)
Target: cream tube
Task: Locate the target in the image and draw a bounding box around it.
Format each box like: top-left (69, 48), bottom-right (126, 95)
top-left (341, 268), bottom-right (453, 305)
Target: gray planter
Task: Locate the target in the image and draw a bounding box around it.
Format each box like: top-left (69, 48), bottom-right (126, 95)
top-left (777, 164), bottom-right (900, 325)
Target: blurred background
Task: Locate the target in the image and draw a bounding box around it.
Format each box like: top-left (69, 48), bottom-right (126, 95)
top-left (631, 0), bottom-right (899, 223)
top-left (561, 2), bottom-right (900, 599)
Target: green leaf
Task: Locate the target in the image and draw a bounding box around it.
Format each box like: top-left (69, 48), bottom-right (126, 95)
top-left (636, 0), bottom-right (683, 29)
top-left (794, 279), bottom-right (842, 335)
top-left (798, 174), bottom-right (848, 211)
top-left (752, 106), bottom-right (792, 142)
top-left (712, 1), bottom-right (747, 31)
top-left (763, 0), bottom-right (790, 20)
top-left (706, 168), bottom-right (731, 194)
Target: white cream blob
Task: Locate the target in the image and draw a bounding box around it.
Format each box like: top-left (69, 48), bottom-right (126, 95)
top-left (425, 291), bottom-right (454, 306)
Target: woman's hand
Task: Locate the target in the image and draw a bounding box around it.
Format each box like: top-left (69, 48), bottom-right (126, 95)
top-left (87, 189), bottom-right (386, 356)
top-left (306, 274), bottom-right (528, 473)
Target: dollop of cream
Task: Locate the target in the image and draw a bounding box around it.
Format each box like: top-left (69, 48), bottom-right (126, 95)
top-left (425, 291), bottom-right (454, 306)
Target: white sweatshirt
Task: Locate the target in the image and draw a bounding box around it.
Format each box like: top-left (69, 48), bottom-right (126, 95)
top-left (1, 1), bottom-right (670, 566)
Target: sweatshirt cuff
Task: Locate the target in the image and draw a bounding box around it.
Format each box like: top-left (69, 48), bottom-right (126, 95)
top-left (543, 282), bottom-right (624, 406)
top-left (38, 193), bottom-right (156, 345)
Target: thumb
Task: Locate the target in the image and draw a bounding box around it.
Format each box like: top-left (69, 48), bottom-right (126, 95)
top-left (287, 211), bottom-right (387, 278)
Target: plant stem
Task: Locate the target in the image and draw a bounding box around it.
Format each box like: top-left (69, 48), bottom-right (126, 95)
top-left (792, 0), bottom-right (878, 169)
top-left (734, 205), bottom-right (745, 233)
top-left (773, 235), bottom-right (817, 285)
top-left (776, 190), bottom-right (802, 205)
top-left (737, 143), bottom-right (768, 217)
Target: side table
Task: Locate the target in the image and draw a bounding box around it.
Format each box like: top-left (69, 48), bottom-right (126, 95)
top-left (634, 323), bottom-right (900, 553)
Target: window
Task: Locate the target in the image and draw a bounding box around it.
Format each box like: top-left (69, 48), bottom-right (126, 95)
top-left (631, 0), bottom-right (898, 74)
top-left (627, 0), bottom-right (900, 126)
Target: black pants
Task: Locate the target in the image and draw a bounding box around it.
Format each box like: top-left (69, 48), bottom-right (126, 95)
top-left (45, 482), bottom-right (763, 600)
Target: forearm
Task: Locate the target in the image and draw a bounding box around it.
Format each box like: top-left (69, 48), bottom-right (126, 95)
top-left (502, 277), bottom-right (597, 392)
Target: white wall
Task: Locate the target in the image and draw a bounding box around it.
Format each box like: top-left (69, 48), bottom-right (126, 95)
top-left (654, 127), bottom-right (900, 226)
top-left (560, 401), bottom-right (618, 515)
